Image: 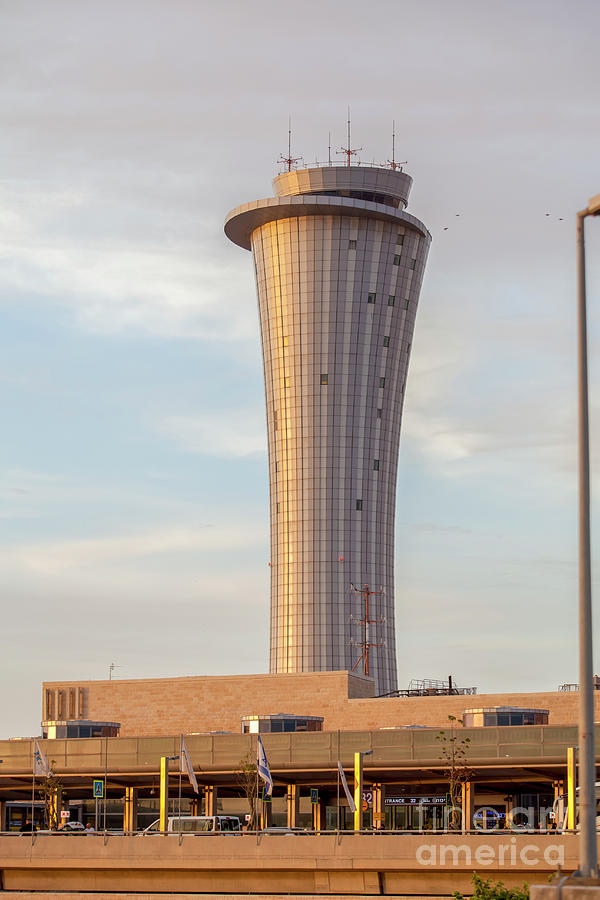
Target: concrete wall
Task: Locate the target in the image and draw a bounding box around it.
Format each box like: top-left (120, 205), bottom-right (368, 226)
top-left (0, 833), bottom-right (581, 895)
top-left (41, 671), bottom-right (597, 737)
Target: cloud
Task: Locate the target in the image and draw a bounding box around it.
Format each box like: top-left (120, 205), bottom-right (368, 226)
top-left (0, 523), bottom-right (266, 576)
top-left (0, 182), bottom-right (256, 340)
top-left (158, 410), bottom-right (267, 458)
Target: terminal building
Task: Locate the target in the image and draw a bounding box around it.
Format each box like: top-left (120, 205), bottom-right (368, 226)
top-left (0, 670), bottom-right (598, 833)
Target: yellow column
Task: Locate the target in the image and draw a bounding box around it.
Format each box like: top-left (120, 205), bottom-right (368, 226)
top-left (505, 794), bottom-right (515, 830)
top-left (123, 787), bottom-right (138, 832)
top-left (49, 787), bottom-right (62, 831)
top-left (312, 796), bottom-right (323, 832)
top-left (354, 752), bottom-right (363, 832)
top-left (372, 782), bottom-right (385, 830)
top-left (461, 781), bottom-right (474, 832)
top-left (261, 797), bottom-right (272, 829)
top-left (287, 784), bottom-right (299, 829)
top-left (553, 780), bottom-right (564, 830)
top-left (203, 785), bottom-right (217, 817)
top-left (567, 747), bottom-right (576, 830)
top-left (159, 757), bottom-right (169, 832)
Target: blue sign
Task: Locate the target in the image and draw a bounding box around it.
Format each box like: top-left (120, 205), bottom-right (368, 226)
top-left (93, 780), bottom-right (104, 798)
top-left (310, 788), bottom-right (319, 805)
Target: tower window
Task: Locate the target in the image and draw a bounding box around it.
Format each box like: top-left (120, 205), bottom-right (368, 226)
top-left (373, 459), bottom-right (380, 471)
top-left (275, 461), bottom-right (279, 472)
top-left (274, 410), bottom-right (278, 431)
top-left (377, 408), bottom-right (383, 419)
top-left (396, 234), bottom-right (404, 246)
top-left (285, 376), bottom-right (290, 388)
top-left (393, 254), bottom-right (401, 266)
top-left (349, 239), bottom-right (357, 249)
top-left (367, 292), bottom-right (376, 304)
top-left (356, 499), bottom-right (363, 511)
top-left (403, 298), bottom-right (409, 310)
top-left (320, 374), bottom-right (328, 385)
top-left (407, 343), bottom-right (411, 353)
top-left (383, 336), bottom-right (390, 347)
top-left (409, 258), bottom-right (416, 270)
top-left (283, 335), bottom-right (289, 346)
top-left (388, 295), bottom-right (395, 306)
top-left (379, 377), bottom-right (386, 388)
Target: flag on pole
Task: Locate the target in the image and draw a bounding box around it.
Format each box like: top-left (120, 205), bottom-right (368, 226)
top-left (337, 760), bottom-right (356, 813)
top-left (180, 735), bottom-right (199, 794)
top-left (33, 739), bottom-right (53, 778)
top-left (257, 735), bottom-right (273, 798)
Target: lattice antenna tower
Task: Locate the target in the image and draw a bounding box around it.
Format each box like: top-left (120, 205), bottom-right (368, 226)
top-left (278, 116), bottom-right (302, 173)
top-left (385, 120), bottom-right (407, 171)
top-left (337, 107), bottom-right (362, 167)
top-left (349, 583), bottom-right (385, 678)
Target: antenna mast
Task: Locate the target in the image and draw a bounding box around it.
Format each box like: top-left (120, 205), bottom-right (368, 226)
top-left (349, 583), bottom-right (385, 677)
top-left (386, 120), bottom-right (407, 171)
top-left (337, 107), bottom-right (362, 167)
top-left (278, 116), bottom-right (302, 173)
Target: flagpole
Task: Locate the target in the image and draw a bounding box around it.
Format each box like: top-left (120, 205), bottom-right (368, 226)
top-left (31, 741), bottom-right (35, 844)
top-left (336, 730), bottom-right (340, 834)
top-left (178, 735), bottom-right (182, 833)
top-left (255, 735), bottom-right (259, 844)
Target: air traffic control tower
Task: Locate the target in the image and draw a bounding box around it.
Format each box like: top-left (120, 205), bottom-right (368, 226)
top-left (225, 163), bottom-right (430, 695)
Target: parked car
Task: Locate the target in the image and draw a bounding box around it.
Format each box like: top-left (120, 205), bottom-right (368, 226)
top-left (142, 815), bottom-right (242, 834)
top-left (37, 821), bottom-right (86, 834)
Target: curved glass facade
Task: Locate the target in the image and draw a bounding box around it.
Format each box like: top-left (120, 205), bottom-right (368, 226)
top-left (226, 166), bottom-right (430, 696)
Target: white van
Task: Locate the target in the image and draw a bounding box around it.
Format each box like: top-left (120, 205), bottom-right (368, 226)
top-left (143, 815), bottom-right (242, 834)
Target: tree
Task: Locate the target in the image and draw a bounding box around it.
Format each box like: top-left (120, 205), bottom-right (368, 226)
top-left (453, 872), bottom-right (528, 900)
top-left (436, 715), bottom-right (472, 830)
top-left (37, 762), bottom-right (65, 831)
top-left (236, 751), bottom-right (258, 830)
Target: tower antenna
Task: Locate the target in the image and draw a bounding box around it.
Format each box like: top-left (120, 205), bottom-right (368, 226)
top-left (328, 131), bottom-right (332, 167)
top-left (278, 115), bottom-right (302, 173)
top-left (349, 583), bottom-right (385, 677)
top-left (385, 120), bottom-right (407, 171)
top-left (337, 106), bottom-right (362, 167)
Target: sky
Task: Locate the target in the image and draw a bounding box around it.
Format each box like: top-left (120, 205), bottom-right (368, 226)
top-left (1, 0), bottom-right (600, 738)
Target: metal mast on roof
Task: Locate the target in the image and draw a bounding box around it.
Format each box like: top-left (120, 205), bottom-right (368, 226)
top-left (350, 583), bottom-right (385, 678)
top-left (328, 132), bottom-right (332, 166)
top-left (386, 120), bottom-right (406, 172)
top-left (337, 107), bottom-right (361, 167)
top-left (278, 116), bottom-right (302, 172)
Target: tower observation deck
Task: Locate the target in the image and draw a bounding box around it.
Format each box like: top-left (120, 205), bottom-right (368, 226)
top-left (225, 164), bottom-right (430, 695)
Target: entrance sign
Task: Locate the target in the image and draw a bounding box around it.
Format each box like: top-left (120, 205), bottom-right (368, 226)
top-left (310, 788), bottom-right (319, 805)
top-left (93, 780), bottom-right (104, 798)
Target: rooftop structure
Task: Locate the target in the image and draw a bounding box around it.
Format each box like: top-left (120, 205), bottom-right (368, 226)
top-left (225, 164), bottom-right (430, 694)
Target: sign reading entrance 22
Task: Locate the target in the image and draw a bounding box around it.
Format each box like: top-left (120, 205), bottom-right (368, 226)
top-left (93, 780), bottom-right (104, 798)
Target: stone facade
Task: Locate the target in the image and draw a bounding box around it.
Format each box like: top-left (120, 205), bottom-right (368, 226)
top-left (42, 671), bottom-right (599, 737)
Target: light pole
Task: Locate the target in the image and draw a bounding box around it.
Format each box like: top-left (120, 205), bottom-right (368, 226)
top-left (576, 193), bottom-right (600, 878)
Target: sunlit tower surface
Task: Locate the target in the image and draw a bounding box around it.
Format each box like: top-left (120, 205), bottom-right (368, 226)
top-left (225, 159), bottom-right (430, 695)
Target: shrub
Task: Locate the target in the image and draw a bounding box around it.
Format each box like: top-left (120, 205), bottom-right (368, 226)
top-left (453, 872), bottom-right (529, 900)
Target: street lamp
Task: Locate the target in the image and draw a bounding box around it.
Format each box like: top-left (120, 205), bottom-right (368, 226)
top-left (576, 193), bottom-right (600, 879)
